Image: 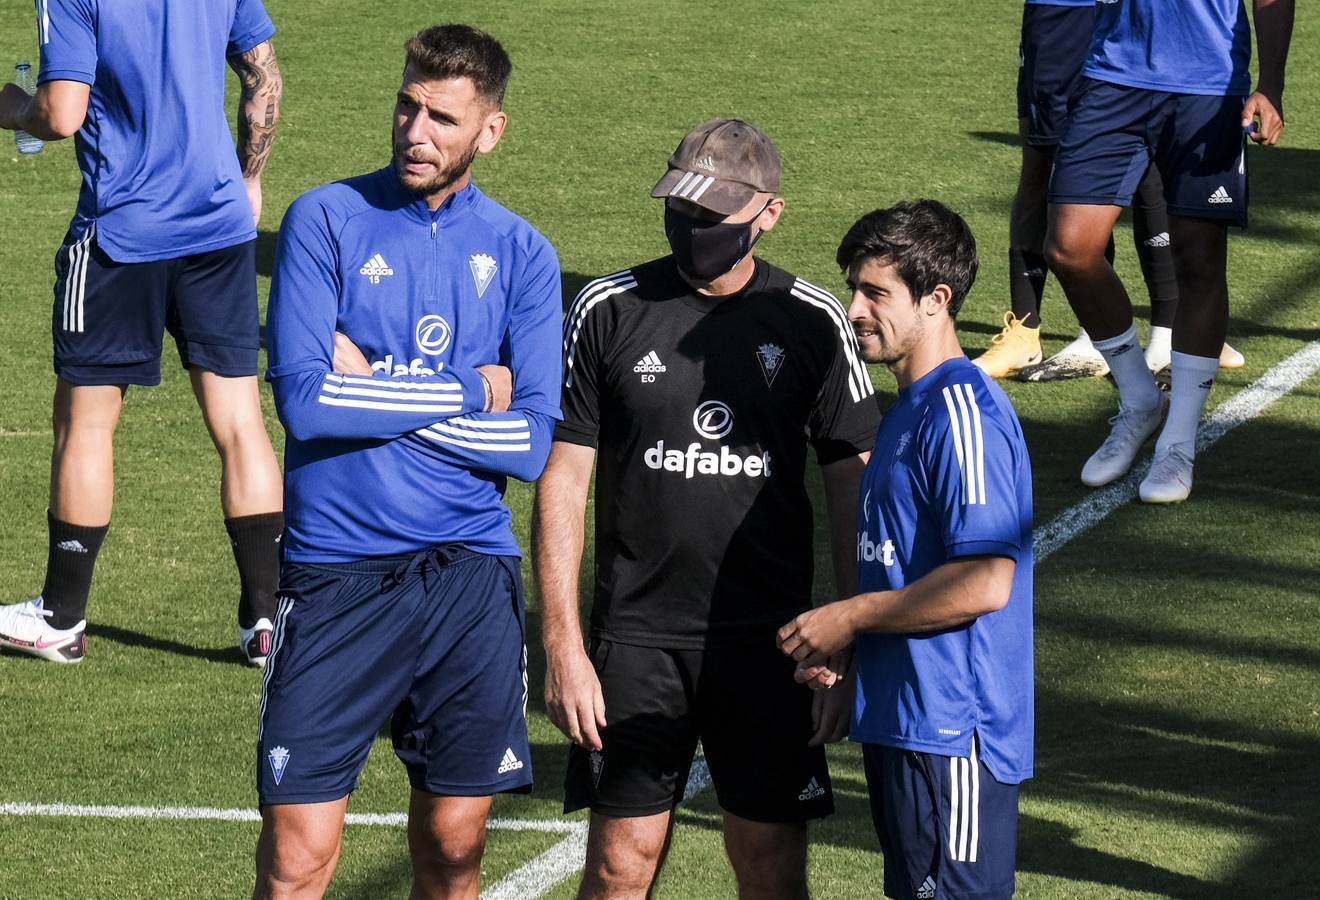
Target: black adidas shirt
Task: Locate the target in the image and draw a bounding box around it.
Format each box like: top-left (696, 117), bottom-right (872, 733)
top-left (557, 257), bottom-right (881, 647)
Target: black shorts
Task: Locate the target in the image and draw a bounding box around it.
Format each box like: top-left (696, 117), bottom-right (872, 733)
top-left (52, 226), bottom-right (259, 386)
top-left (1016, 3), bottom-right (1096, 147)
top-left (564, 637), bottom-right (833, 823)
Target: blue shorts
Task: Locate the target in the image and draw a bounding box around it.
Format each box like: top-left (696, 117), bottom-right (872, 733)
top-left (1016, 3), bottom-right (1096, 146)
top-left (1049, 78), bottom-right (1249, 226)
top-left (52, 226), bottom-right (259, 386)
top-left (256, 547), bottom-right (533, 805)
top-left (863, 739), bottom-right (1020, 900)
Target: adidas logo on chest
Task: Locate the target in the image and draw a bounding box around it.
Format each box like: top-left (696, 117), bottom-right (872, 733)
top-left (634, 350), bottom-right (667, 381)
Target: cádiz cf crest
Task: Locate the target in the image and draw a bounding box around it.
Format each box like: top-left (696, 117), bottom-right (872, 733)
top-left (268, 746), bottom-right (291, 785)
top-left (469, 252), bottom-right (498, 298)
top-left (756, 343), bottom-right (786, 387)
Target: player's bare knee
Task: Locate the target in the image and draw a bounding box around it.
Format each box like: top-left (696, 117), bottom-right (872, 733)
top-left (583, 835), bottom-right (663, 895)
top-left (258, 829), bottom-right (338, 891)
top-left (1043, 232), bottom-right (1084, 276)
top-left (415, 825), bottom-right (486, 875)
top-left (724, 822), bottom-right (807, 893)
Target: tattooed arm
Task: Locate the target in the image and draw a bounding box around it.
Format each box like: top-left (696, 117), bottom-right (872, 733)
top-left (227, 39), bottom-right (283, 225)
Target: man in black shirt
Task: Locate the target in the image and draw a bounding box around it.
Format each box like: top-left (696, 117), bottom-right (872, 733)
top-left (534, 119), bottom-right (880, 898)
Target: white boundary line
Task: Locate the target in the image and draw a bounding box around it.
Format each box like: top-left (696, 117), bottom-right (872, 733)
top-left (0, 802), bottom-right (576, 833)
top-left (1035, 341), bottom-right (1320, 561)
top-left (484, 757), bottom-right (712, 899)
top-left (3, 344), bottom-right (1316, 897)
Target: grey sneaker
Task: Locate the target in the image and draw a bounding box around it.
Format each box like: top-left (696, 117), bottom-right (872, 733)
top-left (1139, 445), bottom-right (1194, 503)
top-left (1080, 395), bottom-right (1169, 487)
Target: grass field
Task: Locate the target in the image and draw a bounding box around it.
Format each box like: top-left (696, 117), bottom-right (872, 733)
top-left (2, 1), bottom-right (1319, 897)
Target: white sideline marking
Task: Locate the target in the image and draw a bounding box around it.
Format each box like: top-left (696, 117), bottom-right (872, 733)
top-left (1034, 341), bottom-right (1320, 562)
top-left (0, 802), bottom-right (575, 833)
top-left (484, 757), bottom-right (712, 899)
top-left (4, 346), bottom-right (1315, 896)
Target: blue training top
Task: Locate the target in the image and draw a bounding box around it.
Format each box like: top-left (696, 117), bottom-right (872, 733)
top-left (852, 357), bottom-right (1035, 784)
top-left (1083, 0), bottom-right (1253, 96)
top-left (36, 0), bottom-right (274, 262)
top-left (267, 170), bottom-right (562, 563)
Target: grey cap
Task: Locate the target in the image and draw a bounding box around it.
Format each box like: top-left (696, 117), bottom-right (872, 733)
top-left (650, 118), bottom-right (782, 215)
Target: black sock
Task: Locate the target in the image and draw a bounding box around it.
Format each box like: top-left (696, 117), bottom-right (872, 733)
top-left (226, 512), bottom-right (284, 628)
top-left (42, 511), bottom-right (108, 630)
top-left (1132, 171), bottom-right (1179, 329)
top-left (1008, 249), bottom-right (1048, 326)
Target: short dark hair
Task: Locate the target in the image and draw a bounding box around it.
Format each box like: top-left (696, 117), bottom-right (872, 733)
top-left (404, 24), bottom-right (512, 106)
top-left (835, 200), bottom-right (979, 317)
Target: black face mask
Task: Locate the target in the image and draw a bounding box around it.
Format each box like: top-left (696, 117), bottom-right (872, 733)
top-left (664, 201), bottom-right (769, 281)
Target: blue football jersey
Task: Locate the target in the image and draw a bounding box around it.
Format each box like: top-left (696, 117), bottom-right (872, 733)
top-left (852, 357), bottom-right (1035, 784)
top-left (1082, 0), bottom-right (1252, 95)
top-left (267, 171), bottom-right (562, 562)
top-left (36, 0), bottom-right (275, 262)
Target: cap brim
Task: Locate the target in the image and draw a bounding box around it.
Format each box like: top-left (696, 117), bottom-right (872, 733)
top-left (650, 168), bottom-right (758, 216)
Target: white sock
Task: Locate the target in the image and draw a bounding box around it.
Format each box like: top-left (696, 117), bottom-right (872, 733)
top-left (1145, 325), bottom-right (1172, 370)
top-left (1092, 324), bottom-right (1161, 412)
top-left (1155, 351), bottom-right (1218, 457)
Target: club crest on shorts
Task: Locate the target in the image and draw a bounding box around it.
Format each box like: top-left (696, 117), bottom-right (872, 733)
top-left (469, 253), bottom-right (498, 298)
top-left (589, 750), bottom-right (604, 787)
top-left (268, 746), bottom-right (291, 785)
top-left (756, 343), bottom-right (785, 387)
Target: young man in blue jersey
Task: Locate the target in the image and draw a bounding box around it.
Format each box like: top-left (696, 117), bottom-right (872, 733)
top-left (779, 201), bottom-right (1034, 900)
top-left (0, 0), bottom-right (286, 665)
top-left (1044, 0), bottom-right (1294, 502)
top-left (254, 24), bottom-right (561, 899)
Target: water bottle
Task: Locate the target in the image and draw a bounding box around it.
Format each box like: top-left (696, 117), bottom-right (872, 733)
top-left (13, 62), bottom-right (44, 155)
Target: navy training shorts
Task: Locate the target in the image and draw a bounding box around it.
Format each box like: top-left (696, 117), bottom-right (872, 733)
top-left (52, 226), bottom-right (259, 385)
top-left (256, 546), bottom-right (532, 805)
top-left (1049, 77), bottom-right (1249, 226)
top-left (863, 738), bottom-right (1021, 900)
top-left (1016, 2), bottom-right (1097, 147)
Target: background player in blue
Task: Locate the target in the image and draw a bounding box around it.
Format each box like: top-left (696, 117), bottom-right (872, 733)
top-left (1044, 0), bottom-right (1294, 502)
top-left (0, 0), bottom-right (286, 665)
top-left (536, 119), bottom-right (878, 898)
top-left (254, 25), bottom-right (561, 899)
top-left (988, 0), bottom-right (1244, 383)
top-left (779, 201), bottom-right (1034, 900)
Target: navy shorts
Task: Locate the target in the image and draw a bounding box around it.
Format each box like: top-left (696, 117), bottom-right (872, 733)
top-left (1049, 78), bottom-right (1249, 226)
top-left (1016, 3), bottom-right (1096, 146)
top-left (256, 547), bottom-right (532, 805)
top-left (52, 226), bottom-right (259, 385)
top-left (863, 739), bottom-right (1020, 900)
top-left (564, 637), bottom-right (833, 823)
